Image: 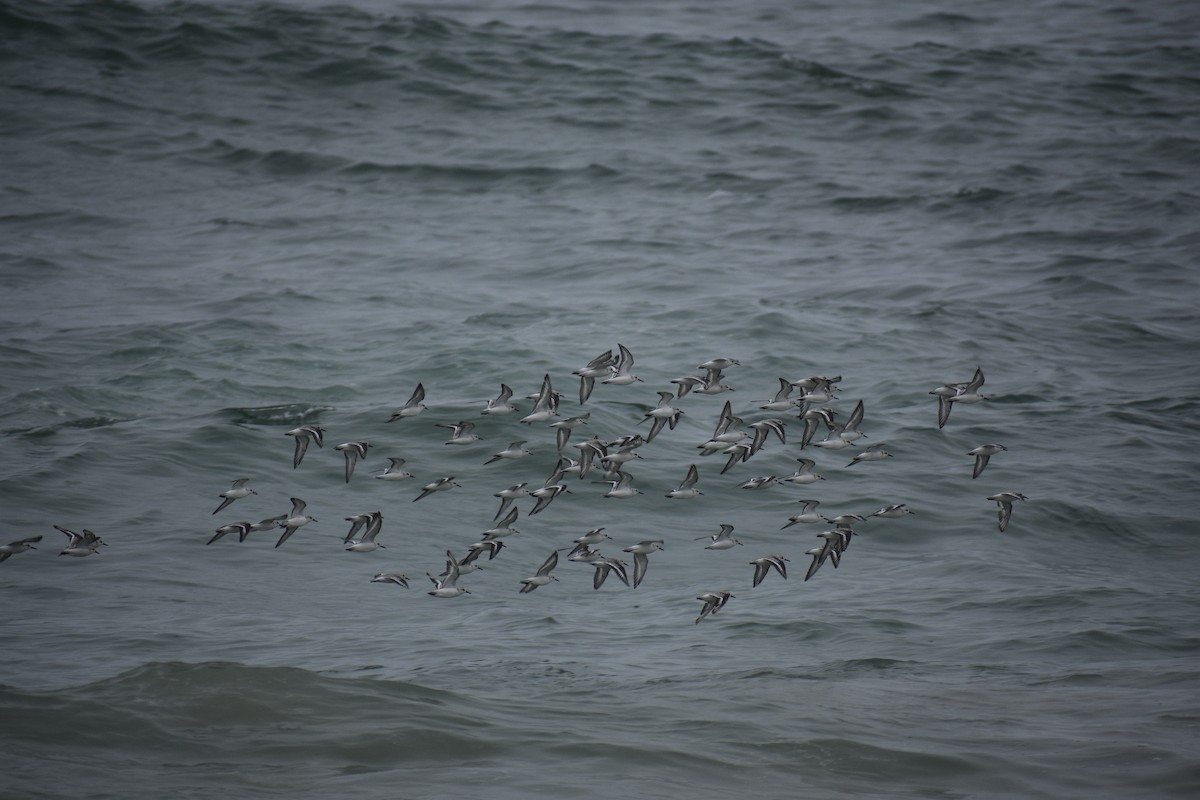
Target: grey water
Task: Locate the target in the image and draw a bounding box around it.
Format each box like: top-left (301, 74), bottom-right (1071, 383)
top-left (2, 0), bottom-right (1199, 797)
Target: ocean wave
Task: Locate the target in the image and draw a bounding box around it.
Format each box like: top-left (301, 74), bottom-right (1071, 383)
top-left (895, 12), bottom-right (991, 30)
top-left (216, 403), bottom-right (335, 426)
top-left (5, 415), bottom-right (131, 440)
top-left (774, 55), bottom-right (919, 98)
top-left (183, 136), bottom-right (632, 186)
top-left (186, 138), bottom-right (351, 177)
top-left (0, 660), bottom-right (492, 753)
top-left (3, 3), bottom-right (1198, 799)
top-left (339, 160), bottom-right (625, 190)
top-left (0, 209), bottom-right (129, 230)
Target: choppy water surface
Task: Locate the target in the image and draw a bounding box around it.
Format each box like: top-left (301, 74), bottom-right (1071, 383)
top-left (2, 1), bottom-right (1199, 797)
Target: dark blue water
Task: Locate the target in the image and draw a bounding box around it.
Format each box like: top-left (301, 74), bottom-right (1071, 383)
top-left (2, 1), bottom-right (1199, 797)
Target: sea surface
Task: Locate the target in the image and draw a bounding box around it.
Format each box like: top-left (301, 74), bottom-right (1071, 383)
top-left (2, 0), bottom-right (1199, 797)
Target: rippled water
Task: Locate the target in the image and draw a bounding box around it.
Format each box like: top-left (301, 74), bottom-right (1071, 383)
top-left (2, 1), bottom-right (1199, 797)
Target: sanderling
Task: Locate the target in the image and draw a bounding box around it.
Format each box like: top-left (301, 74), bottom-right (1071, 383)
top-left (720, 443), bottom-right (753, 475)
top-left (492, 482), bottom-right (530, 519)
top-left (543, 457), bottom-right (569, 484)
top-left (669, 374), bottom-right (706, 398)
top-left (574, 437), bottom-right (608, 478)
top-left (438, 421), bottom-right (480, 446)
top-left (707, 400), bottom-right (747, 444)
top-left (699, 357), bottom-right (740, 371)
top-left (520, 374), bottom-right (558, 424)
top-left (426, 564), bottom-right (470, 597)
top-left (666, 464), bottom-right (703, 499)
top-left (799, 407), bottom-right (836, 449)
top-left (574, 350), bottom-right (615, 404)
top-left (243, 515), bottom-right (287, 541)
top-left (528, 481), bottom-right (570, 515)
top-left (967, 443), bottom-right (1006, 479)
top-left (54, 525), bottom-right (105, 557)
top-left (344, 511), bottom-right (384, 552)
top-left (791, 375), bottom-right (841, 394)
top-left (212, 478), bottom-right (256, 515)
top-left (871, 503), bottom-right (913, 519)
top-left (950, 366), bottom-right (988, 404)
top-left (285, 424), bottom-right (325, 469)
top-left (847, 443), bottom-right (892, 467)
top-left (557, 454), bottom-right (584, 477)
top-left (739, 475), bottom-right (778, 490)
top-left (388, 383), bottom-right (427, 421)
top-left (697, 523), bottom-right (742, 550)
top-left (987, 491), bottom-right (1028, 531)
top-left (599, 445), bottom-right (643, 474)
top-left (803, 543), bottom-right (837, 581)
top-left (518, 550), bottom-right (560, 593)
top-left (435, 557), bottom-right (478, 582)
top-left (693, 366), bottom-right (735, 395)
top-left (748, 418), bottom-right (787, 456)
top-left (0, 535), bottom-right (42, 562)
top-left (940, 366), bottom-right (988, 427)
top-left (438, 548), bottom-right (485, 577)
top-left (550, 412), bottom-right (590, 450)
top-left (760, 377), bottom-right (798, 411)
top-left (481, 383), bottom-right (519, 416)
top-left (595, 470), bottom-right (641, 498)
top-left (782, 499), bottom-right (826, 528)
top-left (462, 539), bottom-right (506, 566)
top-left (573, 528), bottom-right (611, 546)
top-left (827, 513), bottom-right (866, 531)
top-left (621, 540), bottom-right (664, 588)
top-left (695, 590), bottom-right (734, 623)
top-left (375, 457), bottom-right (414, 481)
top-left (816, 528), bottom-right (852, 560)
top-left (781, 458), bottom-right (824, 486)
top-left (602, 343), bottom-right (642, 386)
top-left (810, 530), bottom-right (851, 576)
top-left (335, 441), bottom-right (370, 482)
top-left (275, 497), bottom-right (316, 548)
top-left (814, 426), bottom-right (853, 450)
top-left (794, 379), bottom-right (838, 408)
top-left (929, 382), bottom-right (961, 429)
top-left (480, 507), bottom-right (521, 540)
top-left (414, 476), bottom-right (460, 502)
top-left (839, 399), bottom-right (867, 443)
top-left (484, 440), bottom-right (531, 465)
top-left (370, 572), bottom-right (409, 587)
top-left (609, 433), bottom-right (646, 450)
top-left (592, 556), bottom-right (630, 590)
top-left (642, 391), bottom-right (683, 443)
top-left (564, 542), bottom-right (602, 563)
top-left (750, 554), bottom-right (789, 587)
top-left (342, 512), bottom-right (375, 542)
top-left (207, 521), bottom-right (251, 546)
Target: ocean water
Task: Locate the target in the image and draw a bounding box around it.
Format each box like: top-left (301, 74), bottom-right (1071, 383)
top-left (2, 0), bottom-right (1199, 797)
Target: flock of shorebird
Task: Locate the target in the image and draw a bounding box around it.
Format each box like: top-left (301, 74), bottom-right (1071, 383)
top-left (4, 346), bottom-right (1025, 625)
